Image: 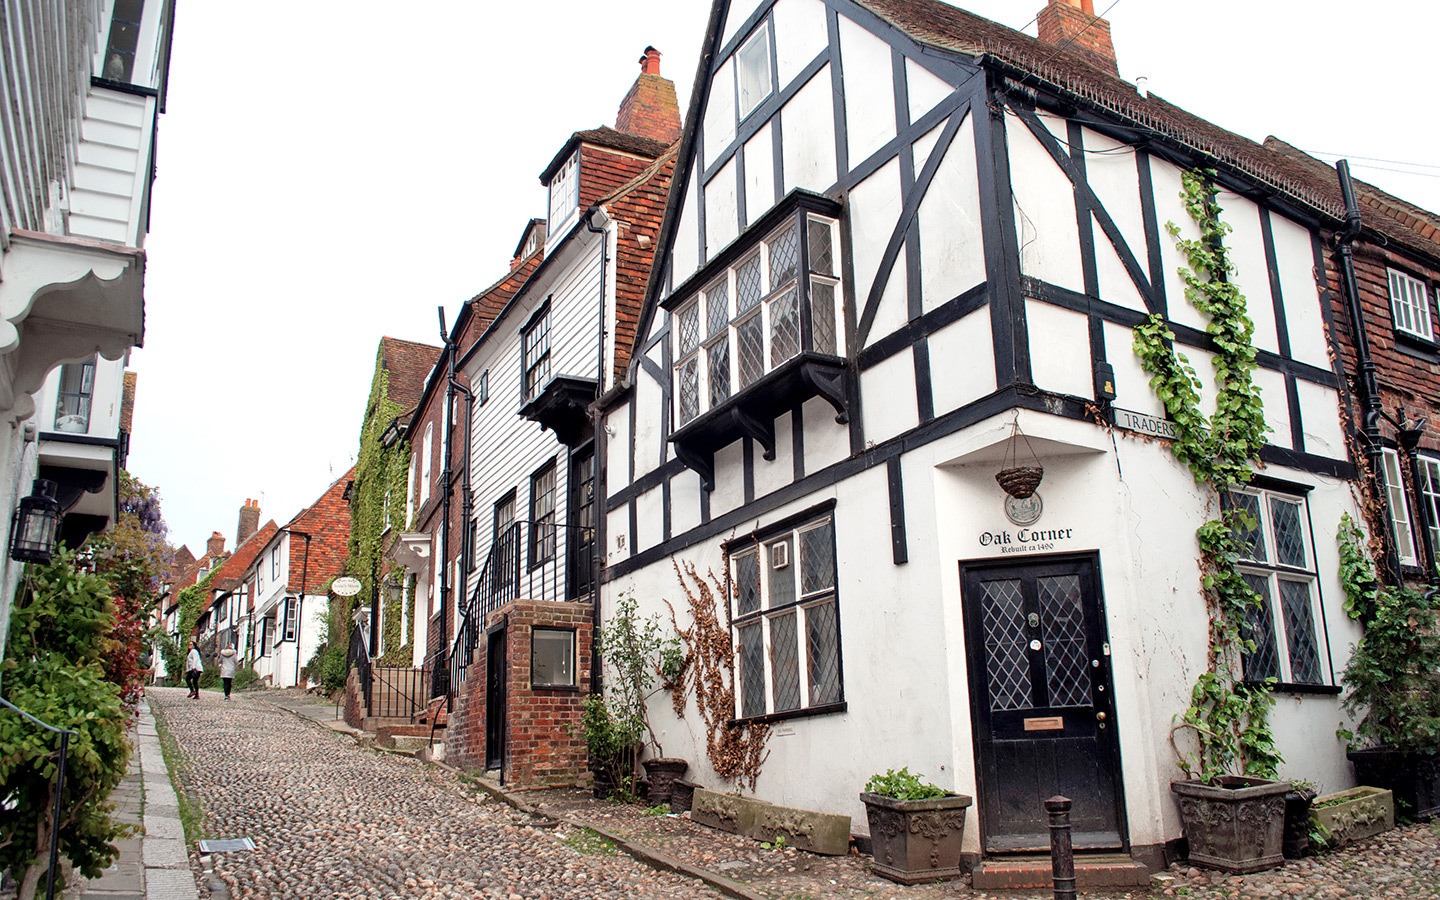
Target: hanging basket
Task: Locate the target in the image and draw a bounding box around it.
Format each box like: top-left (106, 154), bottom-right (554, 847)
top-left (995, 465), bottom-right (1044, 498)
top-left (995, 415), bottom-right (1044, 498)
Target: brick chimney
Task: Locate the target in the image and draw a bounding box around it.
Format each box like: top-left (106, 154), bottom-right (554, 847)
top-left (1037, 0), bottom-right (1118, 75)
top-left (206, 531), bottom-right (225, 559)
top-left (236, 498), bottom-right (260, 545)
top-left (615, 47), bottom-right (682, 144)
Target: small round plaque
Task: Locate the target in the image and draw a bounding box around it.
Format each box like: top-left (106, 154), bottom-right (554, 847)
top-left (1004, 492), bottom-right (1043, 526)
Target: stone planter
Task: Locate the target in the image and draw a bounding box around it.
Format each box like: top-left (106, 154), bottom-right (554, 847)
top-left (669, 778), bottom-right (697, 814)
top-left (1282, 787), bottom-right (1316, 859)
top-left (1171, 777), bottom-right (1289, 874)
top-left (860, 791), bottom-right (973, 885)
top-left (642, 757), bottom-right (688, 805)
top-left (1347, 748), bottom-right (1440, 820)
top-left (1311, 787), bottom-right (1394, 847)
top-left (692, 788), bottom-right (768, 836)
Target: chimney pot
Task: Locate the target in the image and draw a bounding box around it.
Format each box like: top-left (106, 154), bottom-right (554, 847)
top-left (615, 47), bottom-right (682, 143)
top-left (641, 46), bottom-right (661, 76)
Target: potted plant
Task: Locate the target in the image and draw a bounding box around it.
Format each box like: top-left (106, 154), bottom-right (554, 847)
top-left (1336, 515), bottom-right (1440, 820)
top-left (1310, 786), bottom-right (1394, 847)
top-left (860, 768), bottom-right (972, 885)
top-left (1281, 779), bottom-right (1318, 859)
top-left (584, 594), bottom-right (688, 803)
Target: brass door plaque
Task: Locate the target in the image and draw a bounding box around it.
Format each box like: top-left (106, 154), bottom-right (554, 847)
top-left (1023, 716), bottom-right (1064, 732)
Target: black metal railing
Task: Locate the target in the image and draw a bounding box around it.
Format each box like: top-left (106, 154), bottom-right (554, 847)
top-left (0, 696), bottom-right (77, 900)
top-left (429, 646), bottom-right (450, 702)
top-left (370, 664), bottom-right (430, 719)
top-left (347, 624), bottom-right (372, 711)
top-left (446, 520), bottom-right (594, 702)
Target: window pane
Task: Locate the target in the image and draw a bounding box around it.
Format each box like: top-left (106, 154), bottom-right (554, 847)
top-left (767, 537), bottom-right (795, 608)
top-left (678, 303), bottom-right (701, 354)
top-left (1382, 450), bottom-right (1418, 564)
top-left (737, 25), bottom-right (773, 118)
top-left (532, 629), bottom-right (575, 687)
top-left (707, 340), bottom-right (730, 407)
top-left (1390, 269), bottom-right (1433, 339)
top-left (1279, 580), bottom-right (1321, 684)
top-left (799, 521), bottom-right (834, 595)
top-left (734, 549), bottom-right (761, 616)
top-left (807, 219), bottom-right (834, 276)
top-left (1422, 459), bottom-right (1440, 553)
top-left (769, 224), bottom-right (799, 288)
top-left (1240, 574), bottom-right (1281, 682)
top-left (810, 279), bottom-right (838, 356)
top-left (769, 287), bottom-right (800, 367)
top-left (1039, 574), bottom-right (1091, 709)
top-left (806, 600), bottom-right (841, 705)
top-left (1269, 498), bottom-right (1306, 568)
top-left (736, 255), bottom-right (763, 313)
top-left (980, 578), bottom-right (1033, 711)
top-left (706, 283), bottom-right (729, 335)
top-left (1230, 492), bottom-right (1266, 562)
top-left (739, 622), bottom-right (765, 718)
top-left (769, 611), bottom-right (800, 712)
top-left (736, 313), bottom-right (765, 387)
top-left (678, 357), bottom-right (700, 424)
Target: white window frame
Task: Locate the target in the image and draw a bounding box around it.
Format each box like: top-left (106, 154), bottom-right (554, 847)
top-left (730, 514), bottom-right (842, 719)
top-left (281, 597), bottom-right (298, 643)
top-left (419, 423), bottom-right (434, 507)
top-left (1419, 455), bottom-right (1440, 561)
top-left (1381, 447), bottom-right (1419, 567)
top-left (672, 215), bottom-right (842, 427)
top-left (531, 627), bottom-right (577, 688)
top-left (271, 546), bottom-right (280, 580)
top-left (547, 152), bottom-right (579, 234)
top-left (1388, 268), bottom-right (1434, 341)
top-left (1231, 487), bottom-right (1327, 686)
top-left (522, 304), bottom-right (552, 401)
top-left (736, 20), bottom-right (774, 120)
top-left (54, 361), bottom-right (96, 433)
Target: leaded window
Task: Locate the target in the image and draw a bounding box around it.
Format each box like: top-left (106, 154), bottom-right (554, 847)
top-left (1381, 448), bottom-right (1419, 567)
top-left (672, 215), bottom-right (842, 426)
top-left (1231, 488), bottom-right (1325, 685)
top-left (731, 515), bottom-right (841, 719)
top-left (1388, 268), bottom-right (1434, 341)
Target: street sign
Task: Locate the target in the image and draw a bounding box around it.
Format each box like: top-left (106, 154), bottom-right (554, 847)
top-left (331, 576), bottom-right (362, 597)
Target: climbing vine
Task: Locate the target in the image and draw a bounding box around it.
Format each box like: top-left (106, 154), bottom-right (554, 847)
top-left (1133, 168), bottom-right (1280, 783)
top-left (669, 558), bottom-right (769, 791)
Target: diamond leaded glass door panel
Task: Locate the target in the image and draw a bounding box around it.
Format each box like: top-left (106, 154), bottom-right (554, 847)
top-left (961, 555), bottom-right (1125, 854)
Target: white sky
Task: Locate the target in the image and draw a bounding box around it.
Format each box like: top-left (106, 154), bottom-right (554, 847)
top-left (132, 0), bottom-right (1440, 553)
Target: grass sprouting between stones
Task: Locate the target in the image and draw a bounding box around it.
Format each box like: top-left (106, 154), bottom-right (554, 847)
top-left (149, 700), bottom-right (206, 844)
top-left (561, 827), bottom-right (617, 855)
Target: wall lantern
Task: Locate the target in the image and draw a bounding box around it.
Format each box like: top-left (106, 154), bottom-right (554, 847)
top-left (10, 479), bottom-right (61, 563)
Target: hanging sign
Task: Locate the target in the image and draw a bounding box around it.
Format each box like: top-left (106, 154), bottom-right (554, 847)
top-left (331, 576), bottom-right (362, 597)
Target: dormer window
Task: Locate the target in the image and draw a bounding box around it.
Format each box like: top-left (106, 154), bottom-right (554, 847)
top-left (547, 152), bottom-right (580, 233)
top-left (736, 21), bottom-right (774, 120)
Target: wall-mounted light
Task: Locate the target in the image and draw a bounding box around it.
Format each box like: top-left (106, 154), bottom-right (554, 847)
top-left (379, 419), bottom-right (405, 449)
top-left (10, 479), bottom-right (60, 563)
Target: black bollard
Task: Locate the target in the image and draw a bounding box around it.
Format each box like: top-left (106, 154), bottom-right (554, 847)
top-left (1046, 796), bottom-right (1076, 900)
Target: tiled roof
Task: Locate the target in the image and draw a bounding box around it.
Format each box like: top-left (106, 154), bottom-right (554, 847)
top-left (540, 126), bottom-right (671, 185)
top-left (379, 337), bottom-right (442, 413)
top-left (468, 251), bottom-right (545, 336)
top-left (600, 144), bottom-right (679, 380)
top-left (854, 0), bottom-right (1440, 260)
top-left (210, 520), bottom-right (278, 593)
top-left (285, 466), bottom-right (355, 593)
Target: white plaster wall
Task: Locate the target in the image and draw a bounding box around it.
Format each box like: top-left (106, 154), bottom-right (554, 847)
top-left (606, 507), bottom-right (630, 565)
top-left (721, 0), bottom-right (763, 49)
top-left (704, 58), bottom-right (738, 167)
top-left (743, 122), bottom-right (776, 226)
top-left (605, 397), bottom-right (631, 493)
top-left (1149, 157), bottom-right (1209, 335)
top-left (1269, 214), bottom-right (1332, 371)
top-left (772, 0), bottom-right (828, 90)
top-left (753, 411), bottom-right (795, 499)
top-left (801, 396), bottom-right (849, 473)
top-left (671, 175), bottom-right (700, 291)
top-left (1254, 366), bottom-right (1293, 450)
top-left (1007, 112), bottom-right (1084, 294)
top-left (635, 485), bottom-right (664, 556)
top-left (671, 468), bottom-right (704, 537)
top-left (906, 57), bottom-right (953, 125)
top-left (1026, 300), bottom-right (1093, 400)
top-left (779, 68), bottom-right (837, 195)
top-left (1221, 194), bottom-right (1282, 356)
top-left (705, 158), bottom-right (740, 255)
top-left (837, 15), bottom-right (895, 167)
top-left (1296, 382), bottom-right (1347, 459)
top-left (928, 307), bottom-right (996, 416)
top-left (848, 158), bottom-right (904, 341)
top-left (710, 441), bottom-right (746, 519)
top-left (1079, 128), bottom-right (1149, 314)
top-left (1103, 320), bottom-right (1163, 417)
top-left (860, 347), bottom-right (918, 446)
top-left (632, 359), bottom-right (665, 481)
top-left (916, 113), bottom-right (984, 314)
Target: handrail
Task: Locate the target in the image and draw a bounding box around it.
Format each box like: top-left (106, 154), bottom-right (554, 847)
top-left (346, 624), bottom-right (372, 713)
top-left (0, 696), bottom-right (78, 900)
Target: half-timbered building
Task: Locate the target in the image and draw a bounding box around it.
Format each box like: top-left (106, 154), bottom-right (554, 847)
top-left (599, 0), bottom-right (1371, 875)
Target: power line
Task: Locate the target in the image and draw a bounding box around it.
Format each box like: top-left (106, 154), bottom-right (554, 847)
top-left (1306, 151), bottom-right (1440, 172)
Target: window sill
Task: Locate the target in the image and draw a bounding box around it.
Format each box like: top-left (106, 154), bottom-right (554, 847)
top-left (731, 700), bottom-right (846, 727)
top-left (1246, 681), bottom-right (1342, 696)
top-left (1394, 329), bottom-right (1440, 362)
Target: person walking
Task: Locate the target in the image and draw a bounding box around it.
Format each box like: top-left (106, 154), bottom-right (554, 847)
top-left (219, 646), bottom-right (237, 700)
top-left (185, 640), bottom-right (204, 699)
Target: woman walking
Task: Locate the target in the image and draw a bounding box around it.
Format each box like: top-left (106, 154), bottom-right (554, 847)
top-left (185, 641), bottom-right (203, 698)
top-left (219, 646), bottom-right (237, 700)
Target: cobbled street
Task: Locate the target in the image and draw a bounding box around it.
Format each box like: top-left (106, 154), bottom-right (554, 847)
top-left (149, 687), bottom-right (719, 900)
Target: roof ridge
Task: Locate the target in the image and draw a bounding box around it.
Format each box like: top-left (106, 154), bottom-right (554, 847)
top-left (597, 141), bottom-right (680, 208)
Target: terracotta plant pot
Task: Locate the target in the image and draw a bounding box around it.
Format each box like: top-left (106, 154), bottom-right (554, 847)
top-left (642, 757), bottom-right (689, 805)
top-left (860, 791), bottom-right (973, 885)
top-left (1171, 777), bottom-right (1289, 874)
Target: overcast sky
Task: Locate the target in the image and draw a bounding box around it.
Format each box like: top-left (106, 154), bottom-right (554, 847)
top-left (132, 0), bottom-right (1440, 553)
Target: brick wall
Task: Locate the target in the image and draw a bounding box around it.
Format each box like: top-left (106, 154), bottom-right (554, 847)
top-left (343, 666), bottom-right (366, 729)
top-left (444, 599), bottom-right (593, 790)
top-left (1036, 1), bottom-right (1117, 74)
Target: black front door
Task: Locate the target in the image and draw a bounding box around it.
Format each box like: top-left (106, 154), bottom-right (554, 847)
top-left (961, 555), bottom-right (1125, 853)
top-left (567, 445), bottom-right (596, 599)
top-left (485, 627), bottom-right (506, 770)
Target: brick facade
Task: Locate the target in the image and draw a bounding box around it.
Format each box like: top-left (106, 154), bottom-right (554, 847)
top-left (1036, 0), bottom-right (1117, 74)
top-left (445, 599), bottom-right (593, 790)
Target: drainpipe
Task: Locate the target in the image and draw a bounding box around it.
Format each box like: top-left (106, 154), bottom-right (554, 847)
top-left (583, 208), bottom-right (609, 693)
top-left (438, 307), bottom-right (455, 665)
top-left (448, 376), bottom-right (475, 607)
top-left (1335, 161), bottom-right (1401, 587)
top-left (284, 529), bottom-right (312, 686)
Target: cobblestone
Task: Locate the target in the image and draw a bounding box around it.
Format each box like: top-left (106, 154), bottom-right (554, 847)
top-left (148, 688), bottom-right (719, 899)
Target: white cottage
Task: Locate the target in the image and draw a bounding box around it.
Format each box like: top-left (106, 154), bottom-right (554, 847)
top-left (599, 0), bottom-right (1365, 876)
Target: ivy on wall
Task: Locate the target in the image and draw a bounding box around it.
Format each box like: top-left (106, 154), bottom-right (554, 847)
top-left (1133, 168), bottom-right (1280, 783)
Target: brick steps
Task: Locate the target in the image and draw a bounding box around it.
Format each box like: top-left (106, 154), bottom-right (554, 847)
top-left (970, 853), bottom-right (1151, 890)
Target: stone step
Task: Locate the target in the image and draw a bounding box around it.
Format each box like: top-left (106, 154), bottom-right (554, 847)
top-left (970, 853), bottom-right (1152, 890)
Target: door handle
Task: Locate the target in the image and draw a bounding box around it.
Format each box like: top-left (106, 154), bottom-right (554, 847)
top-left (1096, 712), bottom-right (1106, 721)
